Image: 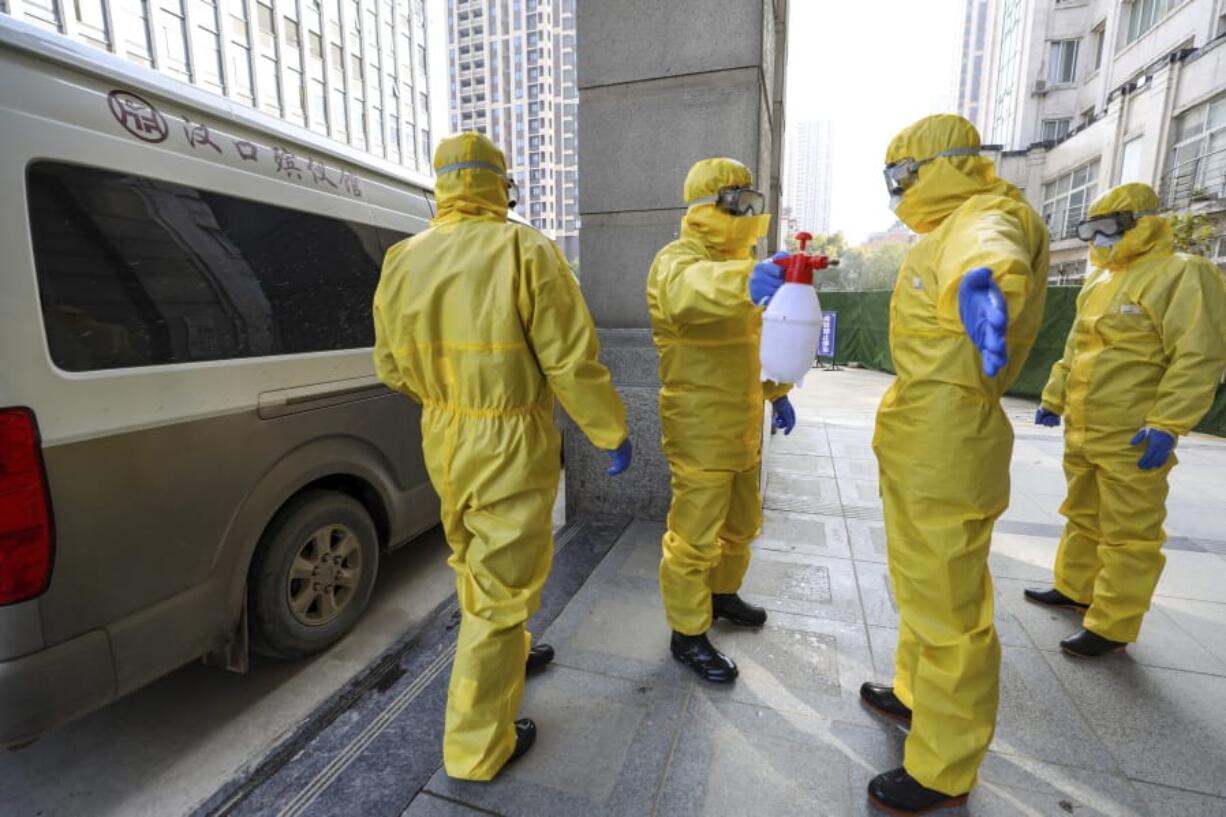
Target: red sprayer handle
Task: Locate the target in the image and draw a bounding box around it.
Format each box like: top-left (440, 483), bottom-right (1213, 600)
top-left (784, 231), bottom-right (830, 285)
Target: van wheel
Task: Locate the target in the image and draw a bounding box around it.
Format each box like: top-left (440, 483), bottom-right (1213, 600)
top-left (249, 491), bottom-right (379, 660)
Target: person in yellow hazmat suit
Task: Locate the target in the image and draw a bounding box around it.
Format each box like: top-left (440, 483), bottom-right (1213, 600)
top-left (857, 114), bottom-right (1049, 814)
top-left (1027, 183), bottom-right (1226, 658)
top-left (646, 157), bottom-right (797, 684)
top-left (373, 132), bottom-right (632, 781)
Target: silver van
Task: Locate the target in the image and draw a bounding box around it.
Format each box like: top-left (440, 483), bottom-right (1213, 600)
top-left (0, 17), bottom-right (444, 747)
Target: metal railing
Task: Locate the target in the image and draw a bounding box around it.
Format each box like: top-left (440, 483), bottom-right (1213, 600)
top-left (1159, 145), bottom-right (1226, 211)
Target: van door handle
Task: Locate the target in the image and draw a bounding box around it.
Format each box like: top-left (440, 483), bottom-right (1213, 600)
top-left (258, 376), bottom-right (390, 419)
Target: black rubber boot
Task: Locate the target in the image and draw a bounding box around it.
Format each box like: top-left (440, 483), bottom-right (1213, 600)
top-left (526, 643), bottom-right (555, 675)
top-left (507, 718), bottom-right (536, 765)
top-left (867, 767), bottom-right (968, 815)
top-left (712, 593), bottom-right (768, 627)
top-left (1023, 587), bottom-right (1089, 612)
top-left (1061, 628), bottom-right (1127, 658)
top-left (859, 682), bottom-right (912, 725)
top-left (670, 631), bottom-right (738, 683)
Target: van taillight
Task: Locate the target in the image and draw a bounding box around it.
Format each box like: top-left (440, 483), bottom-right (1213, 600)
top-left (0, 408), bottom-right (54, 605)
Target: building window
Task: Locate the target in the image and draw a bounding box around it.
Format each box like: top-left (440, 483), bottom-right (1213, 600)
top-left (1090, 21), bottom-right (1105, 71)
top-left (1042, 159), bottom-right (1100, 240)
top-left (1120, 0), bottom-right (1184, 49)
top-left (1041, 118), bottom-right (1071, 142)
top-left (1212, 236), bottom-right (1226, 272)
top-left (1047, 39), bottom-right (1079, 86)
top-left (1119, 135), bottom-right (1145, 184)
top-left (990, 0), bottom-right (1024, 144)
top-left (1167, 94), bottom-right (1226, 207)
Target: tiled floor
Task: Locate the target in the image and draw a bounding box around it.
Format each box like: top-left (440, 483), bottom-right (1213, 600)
top-left (406, 369), bottom-right (1226, 816)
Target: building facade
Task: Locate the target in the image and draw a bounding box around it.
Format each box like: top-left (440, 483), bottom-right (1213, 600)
top-left (2, 0), bottom-right (435, 173)
top-left (446, 0), bottom-right (577, 261)
top-left (955, 0), bottom-right (996, 132)
top-left (781, 120), bottom-right (834, 239)
top-left (976, 0), bottom-right (1226, 281)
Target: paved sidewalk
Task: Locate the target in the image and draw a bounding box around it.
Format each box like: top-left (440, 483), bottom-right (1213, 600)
top-left (409, 369), bottom-right (1226, 817)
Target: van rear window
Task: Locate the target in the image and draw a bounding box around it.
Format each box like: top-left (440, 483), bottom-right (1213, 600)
top-left (26, 161), bottom-right (410, 371)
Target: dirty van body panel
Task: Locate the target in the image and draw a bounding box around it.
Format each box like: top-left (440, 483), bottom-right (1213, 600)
top-left (38, 392), bottom-right (432, 684)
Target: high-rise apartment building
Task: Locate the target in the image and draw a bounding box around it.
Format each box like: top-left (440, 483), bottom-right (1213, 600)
top-left (446, 0), bottom-right (578, 261)
top-left (955, 0), bottom-right (995, 132)
top-left (1, 0), bottom-right (434, 172)
top-left (782, 120), bottom-right (834, 238)
top-left (980, 0), bottom-right (1226, 281)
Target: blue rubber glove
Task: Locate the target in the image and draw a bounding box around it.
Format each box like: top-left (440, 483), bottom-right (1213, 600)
top-left (771, 397), bottom-right (796, 435)
top-left (958, 267), bottom-right (1009, 377)
top-left (1035, 407), bottom-right (1061, 427)
top-left (1130, 428), bottom-right (1175, 470)
top-left (749, 252), bottom-right (790, 305)
top-left (605, 438), bottom-right (633, 476)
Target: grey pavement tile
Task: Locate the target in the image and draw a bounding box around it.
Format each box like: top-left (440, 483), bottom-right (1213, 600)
top-left (772, 425), bottom-right (831, 457)
top-left (1156, 596), bottom-right (1226, 669)
top-left (763, 472), bottom-right (841, 515)
top-left (767, 452), bottom-right (836, 478)
top-left (1043, 653), bottom-right (1226, 798)
top-left (829, 441), bottom-right (877, 460)
top-left (740, 549), bottom-right (871, 625)
top-left (401, 793), bottom-right (494, 817)
top-left (988, 532), bottom-right (1063, 583)
top-left (973, 754), bottom-right (1150, 817)
top-left (1154, 550), bottom-right (1226, 604)
top-left (700, 613), bottom-right (883, 725)
top-left (996, 577), bottom-right (1226, 676)
top-left (1164, 502), bottom-right (1226, 543)
top-left (835, 457), bottom-right (881, 480)
top-left (758, 511), bottom-right (853, 560)
top-left (836, 476), bottom-right (882, 506)
top-left (1132, 780), bottom-right (1226, 817)
top-left (847, 519), bottom-right (889, 564)
top-left (423, 665), bottom-right (688, 817)
top-left (867, 630), bottom-right (1120, 775)
top-left (544, 568), bottom-right (693, 687)
top-left (653, 695), bottom-right (898, 817)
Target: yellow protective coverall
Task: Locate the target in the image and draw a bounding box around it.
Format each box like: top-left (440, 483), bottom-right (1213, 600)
top-left (372, 133), bottom-right (627, 780)
top-left (646, 157), bottom-right (787, 637)
top-left (1041, 183), bottom-right (1226, 643)
top-left (873, 114), bottom-right (1049, 795)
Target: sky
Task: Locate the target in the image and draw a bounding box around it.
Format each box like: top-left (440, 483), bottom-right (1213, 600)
top-left (424, 0), bottom-right (965, 246)
top-left (784, 1), bottom-right (965, 244)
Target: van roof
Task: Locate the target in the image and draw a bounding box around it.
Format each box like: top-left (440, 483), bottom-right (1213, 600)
top-left (0, 13), bottom-right (438, 195)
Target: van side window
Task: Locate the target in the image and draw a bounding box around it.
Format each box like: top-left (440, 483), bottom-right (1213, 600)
top-left (26, 161), bottom-right (410, 371)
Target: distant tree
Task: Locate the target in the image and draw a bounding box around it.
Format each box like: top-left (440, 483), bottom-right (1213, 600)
top-left (1167, 211), bottom-right (1216, 256)
top-left (785, 230), bottom-right (847, 258)
top-left (832, 243), bottom-right (908, 291)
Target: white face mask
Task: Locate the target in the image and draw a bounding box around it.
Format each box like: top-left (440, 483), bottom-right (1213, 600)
top-left (1093, 233), bottom-right (1123, 248)
top-left (889, 194), bottom-right (904, 213)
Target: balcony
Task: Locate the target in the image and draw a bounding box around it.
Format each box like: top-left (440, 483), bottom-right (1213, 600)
top-left (1160, 146), bottom-right (1226, 212)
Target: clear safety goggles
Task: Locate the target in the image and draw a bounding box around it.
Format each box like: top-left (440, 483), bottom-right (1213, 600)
top-left (436, 160), bottom-right (520, 208)
top-left (1075, 209), bottom-right (1158, 242)
top-left (882, 146), bottom-right (985, 197)
top-left (688, 185), bottom-right (767, 216)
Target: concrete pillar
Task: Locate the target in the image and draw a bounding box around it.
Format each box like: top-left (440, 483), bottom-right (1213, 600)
top-left (565, 0), bottom-right (790, 521)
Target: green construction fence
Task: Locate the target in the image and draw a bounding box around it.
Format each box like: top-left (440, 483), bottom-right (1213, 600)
top-left (817, 286), bottom-right (1226, 438)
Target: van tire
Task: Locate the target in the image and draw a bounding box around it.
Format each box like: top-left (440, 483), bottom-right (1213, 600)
top-left (249, 490), bottom-right (379, 660)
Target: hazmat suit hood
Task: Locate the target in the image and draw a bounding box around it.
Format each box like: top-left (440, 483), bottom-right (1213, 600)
top-left (886, 114), bottom-right (1017, 234)
top-left (432, 132), bottom-right (510, 224)
top-left (1087, 183), bottom-right (1173, 271)
top-left (680, 158), bottom-right (771, 260)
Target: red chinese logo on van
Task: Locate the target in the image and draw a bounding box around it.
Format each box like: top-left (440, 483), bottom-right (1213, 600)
top-left (107, 90), bottom-right (169, 144)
